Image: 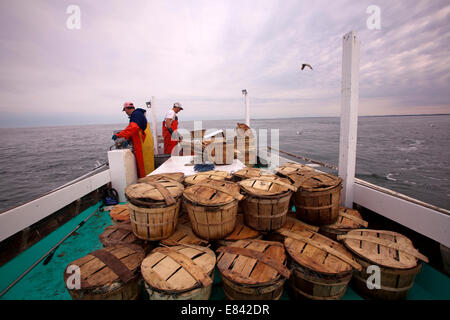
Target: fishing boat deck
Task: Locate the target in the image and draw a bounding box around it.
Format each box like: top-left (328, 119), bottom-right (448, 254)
top-left (1, 203), bottom-right (449, 300)
top-left (1, 156), bottom-right (449, 300)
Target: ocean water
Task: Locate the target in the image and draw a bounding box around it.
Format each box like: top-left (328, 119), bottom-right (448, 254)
top-left (0, 115), bottom-right (448, 212)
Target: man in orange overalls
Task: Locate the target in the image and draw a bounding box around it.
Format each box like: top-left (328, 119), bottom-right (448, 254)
top-left (162, 102), bottom-right (183, 154)
top-left (112, 102), bottom-right (154, 178)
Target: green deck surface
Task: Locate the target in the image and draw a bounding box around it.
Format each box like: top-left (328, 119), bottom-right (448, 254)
top-left (1, 202), bottom-right (449, 300)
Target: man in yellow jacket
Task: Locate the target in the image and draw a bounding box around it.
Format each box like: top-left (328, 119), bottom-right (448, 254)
top-left (112, 102), bottom-right (154, 178)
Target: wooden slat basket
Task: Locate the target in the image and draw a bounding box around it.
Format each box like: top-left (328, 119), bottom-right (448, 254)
top-left (184, 171), bottom-right (231, 186)
top-left (109, 204), bottom-right (130, 224)
top-left (138, 172), bottom-right (185, 184)
top-left (275, 162), bottom-right (316, 176)
top-left (238, 176), bottom-right (297, 231)
top-left (126, 179), bottom-right (184, 241)
top-left (286, 171), bottom-right (342, 226)
top-left (232, 167), bottom-right (276, 182)
top-left (283, 229), bottom-right (361, 300)
top-left (339, 229), bottom-right (428, 300)
top-left (183, 179), bottom-right (243, 240)
top-left (215, 214), bottom-right (262, 247)
top-left (319, 207), bottom-right (368, 241)
top-left (99, 221), bottom-right (154, 254)
top-left (160, 214), bottom-right (209, 247)
top-left (217, 239), bottom-right (291, 300)
top-left (64, 245), bottom-right (145, 300)
top-left (267, 214), bottom-right (319, 243)
top-left (141, 245), bottom-right (216, 300)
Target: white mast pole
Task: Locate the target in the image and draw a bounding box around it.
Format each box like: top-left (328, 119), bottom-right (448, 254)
top-left (338, 31), bottom-right (360, 208)
top-left (242, 89), bottom-right (250, 127)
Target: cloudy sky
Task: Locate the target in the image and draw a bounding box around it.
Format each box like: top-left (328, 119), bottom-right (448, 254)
top-left (0, 0), bottom-right (449, 127)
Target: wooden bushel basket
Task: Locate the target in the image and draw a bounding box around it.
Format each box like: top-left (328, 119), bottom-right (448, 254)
top-left (183, 179), bottom-right (243, 240)
top-left (283, 229), bottom-right (361, 300)
top-left (139, 172), bottom-right (185, 184)
top-left (141, 245), bottom-right (216, 300)
top-left (319, 207), bottom-right (368, 241)
top-left (64, 245), bottom-right (145, 300)
top-left (232, 168), bottom-right (276, 182)
top-left (126, 180), bottom-right (184, 241)
top-left (238, 176), bottom-right (297, 231)
top-left (287, 171), bottom-right (342, 226)
top-left (275, 162), bottom-right (315, 176)
top-left (217, 239), bottom-right (290, 300)
top-left (161, 214), bottom-right (209, 247)
top-left (99, 221), bottom-right (154, 254)
top-left (184, 171), bottom-right (231, 186)
top-left (267, 214), bottom-right (319, 243)
top-left (215, 214), bottom-right (262, 247)
top-left (339, 229), bottom-right (428, 300)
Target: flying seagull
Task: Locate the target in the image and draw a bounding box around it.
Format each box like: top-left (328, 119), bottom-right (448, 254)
top-left (301, 63), bottom-right (313, 70)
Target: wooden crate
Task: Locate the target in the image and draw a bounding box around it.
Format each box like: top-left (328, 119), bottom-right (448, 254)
top-left (238, 176), bottom-right (297, 231)
top-left (99, 221), bottom-right (154, 254)
top-left (319, 207), bottom-right (368, 241)
top-left (287, 171), bottom-right (342, 226)
top-left (339, 229), bottom-right (428, 300)
top-left (183, 179), bottom-right (243, 240)
top-left (217, 239), bottom-right (290, 300)
top-left (184, 171), bottom-right (231, 186)
top-left (64, 245), bottom-right (145, 300)
top-left (109, 204), bottom-right (130, 224)
top-left (126, 180), bottom-right (184, 241)
top-left (141, 245), bottom-right (216, 300)
top-left (283, 228), bottom-right (361, 300)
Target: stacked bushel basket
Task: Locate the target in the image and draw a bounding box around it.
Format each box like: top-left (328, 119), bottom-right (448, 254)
top-left (64, 163), bottom-right (428, 300)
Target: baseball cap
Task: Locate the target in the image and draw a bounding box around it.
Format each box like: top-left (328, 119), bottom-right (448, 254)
top-left (173, 102), bottom-right (183, 110)
top-left (123, 102), bottom-right (135, 111)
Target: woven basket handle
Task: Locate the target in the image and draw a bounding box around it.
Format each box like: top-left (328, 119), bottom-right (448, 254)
top-left (194, 183), bottom-right (244, 201)
top-left (216, 246), bottom-right (291, 279)
top-left (280, 229), bottom-right (362, 271)
top-left (337, 233), bottom-right (429, 263)
top-left (254, 176), bottom-right (297, 191)
top-left (142, 181), bottom-right (176, 206)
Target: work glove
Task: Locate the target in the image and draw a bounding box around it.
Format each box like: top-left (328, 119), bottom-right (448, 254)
top-left (168, 128), bottom-right (174, 135)
top-left (112, 134), bottom-right (119, 141)
top-left (122, 140), bottom-right (130, 148)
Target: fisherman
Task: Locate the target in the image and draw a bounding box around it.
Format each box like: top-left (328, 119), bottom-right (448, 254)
top-left (163, 102), bottom-right (183, 154)
top-left (112, 102), bottom-right (154, 178)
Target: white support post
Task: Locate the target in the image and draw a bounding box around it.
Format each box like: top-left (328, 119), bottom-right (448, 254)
top-left (150, 96), bottom-right (159, 155)
top-left (338, 31), bottom-right (360, 208)
top-left (108, 149), bottom-right (137, 202)
top-left (242, 90), bottom-right (250, 127)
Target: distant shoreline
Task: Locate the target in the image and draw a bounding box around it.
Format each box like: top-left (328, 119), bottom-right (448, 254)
top-left (0, 113), bottom-right (449, 129)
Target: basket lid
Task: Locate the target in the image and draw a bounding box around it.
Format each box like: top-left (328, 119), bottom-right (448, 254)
top-left (64, 245), bottom-right (144, 290)
top-left (275, 162), bottom-right (315, 176)
top-left (109, 204), bottom-right (130, 222)
top-left (183, 179), bottom-right (243, 206)
top-left (275, 215), bottom-right (320, 235)
top-left (216, 239), bottom-right (290, 285)
top-left (338, 229), bottom-right (429, 269)
top-left (222, 214), bottom-right (260, 241)
top-left (238, 176), bottom-right (297, 197)
top-left (125, 180), bottom-right (184, 205)
top-left (232, 168), bottom-right (274, 180)
top-left (283, 229), bottom-right (361, 275)
top-left (138, 172), bottom-right (185, 183)
top-left (99, 221), bottom-right (140, 246)
top-left (285, 171), bottom-right (342, 191)
top-left (184, 171), bottom-right (230, 185)
top-left (161, 223), bottom-right (209, 247)
top-left (141, 245), bottom-right (216, 292)
top-left (322, 207), bottom-right (368, 231)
